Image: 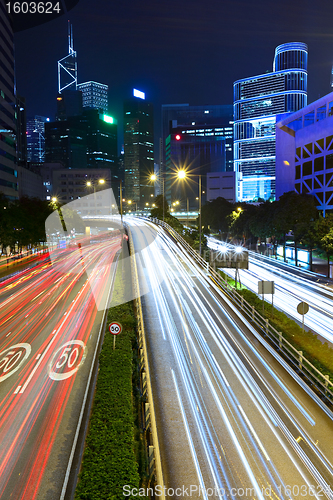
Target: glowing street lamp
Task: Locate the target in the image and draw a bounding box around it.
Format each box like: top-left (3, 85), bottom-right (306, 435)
top-left (177, 170), bottom-right (203, 255)
top-left (150, 172), bottom-right (166, 222)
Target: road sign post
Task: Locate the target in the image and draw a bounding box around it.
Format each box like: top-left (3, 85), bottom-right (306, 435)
top-left (109, 322), bottom-right (122, 350)
top-left (297, 301), bottom-right (309, 334)
top-left (258, 281), bottom-right (275, 315)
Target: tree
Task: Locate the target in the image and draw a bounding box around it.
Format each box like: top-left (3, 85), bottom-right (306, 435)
top-left (312, 213), bottom-right (333, 277)
top-left (249, 201), bottom-right (276, 252)
top-left (149, 195), bottom-right (169, 220)
top-left (201, 197), bottom-right (233, 236)
top-left (228, 203), bottom-right (258, 247)
top-left (273, 192), bottom-right (318, 265)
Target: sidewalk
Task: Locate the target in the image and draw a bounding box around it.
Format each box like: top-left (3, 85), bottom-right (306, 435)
top-left (0, 248), bottom-right (49, 279)
top-left (252, 248), bottom-right (332, 279)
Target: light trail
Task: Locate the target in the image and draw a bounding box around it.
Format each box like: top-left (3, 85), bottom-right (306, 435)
top-left (0, 232), bottom-right (122, 499)
top-left (128, 219), bottom-right (333, 500)
top-left (207, 237), bottom-right (333, 342)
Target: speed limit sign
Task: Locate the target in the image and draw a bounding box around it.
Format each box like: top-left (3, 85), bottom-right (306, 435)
top-left (109, 322), bottom-right (122, 336)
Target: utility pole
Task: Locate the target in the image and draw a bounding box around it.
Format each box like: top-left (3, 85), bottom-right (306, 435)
top-left (120, 179), bottom-right (123, 222)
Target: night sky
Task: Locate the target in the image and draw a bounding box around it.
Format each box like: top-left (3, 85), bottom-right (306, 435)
top-left (14, 0), bottom-right (333, 152)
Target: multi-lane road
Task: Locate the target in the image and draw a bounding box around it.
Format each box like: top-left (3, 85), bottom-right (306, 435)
top-left (0, 232), bottom-right (121, 500)
top-left (129, 219), bottom-right (333, 499)
top-left (1, 216), bottom-right (333, 500)
top-left (207, 237), bottom-right (333, 342)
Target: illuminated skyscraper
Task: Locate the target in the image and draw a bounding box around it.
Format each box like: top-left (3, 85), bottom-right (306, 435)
top-left (58, 22), bottom-right (77, 93)
top-left (233, 42), bottom-right (308, 202)
top-left (124, 90), bottom-right (154, 207)
top-left (77, 81), bottom-right (108, 114)
top-left (26, 116), bottom-right (50, 163)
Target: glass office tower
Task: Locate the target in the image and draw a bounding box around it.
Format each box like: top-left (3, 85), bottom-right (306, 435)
top-left (124, 94), bottom-right (154, 207)
top-left (77, 81), bottom-right (108, 114)
top-left (233, 42), bottom-right (308, 202)
top-left (26, 116), bottom-right (49, 163)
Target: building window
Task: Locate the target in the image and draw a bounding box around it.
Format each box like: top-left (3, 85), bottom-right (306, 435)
top-left (326, 154), bottom-right (333, 170)
top-left (314, 157), bottom-right (324, 172)
top-left (304, 111), bottom-right (314, 127)
top-left (316, 106), bottom-right (326, 121)
top-left (302, 161), bottom-right (312, 176)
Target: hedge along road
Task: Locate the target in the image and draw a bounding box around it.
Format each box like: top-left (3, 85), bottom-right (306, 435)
top-left (0, 232), bottom-right (121, 500)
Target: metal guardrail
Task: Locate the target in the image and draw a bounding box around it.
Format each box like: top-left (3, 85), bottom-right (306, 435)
top-left (151, 217), bottom-right (333, 405)
top-left (125, 223), bottom-right (166, 499)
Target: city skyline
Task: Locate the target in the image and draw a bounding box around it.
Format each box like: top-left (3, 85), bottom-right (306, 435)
top-left (13, 0), bottom-right (333, 151)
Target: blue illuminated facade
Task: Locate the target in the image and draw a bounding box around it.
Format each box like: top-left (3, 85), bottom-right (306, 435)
top-left (233, 42), bottom-right (308, 202)
top-left (276, 92), bottom-right (333, 215)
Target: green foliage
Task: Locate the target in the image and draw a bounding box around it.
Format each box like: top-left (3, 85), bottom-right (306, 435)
top-left (0, 195), bottom-right (53, 253)
top-left (201, 197), bottom-right (233, 234)
top-left (228, 204), bottom-right (258, 241)
top-left (75, 268), bottom-right (145, 500)
top-left (273, 191), bottom-right (318, 240)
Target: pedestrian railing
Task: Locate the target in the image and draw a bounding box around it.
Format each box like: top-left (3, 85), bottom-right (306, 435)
top-left (150, 217), bottom-right (333, 405)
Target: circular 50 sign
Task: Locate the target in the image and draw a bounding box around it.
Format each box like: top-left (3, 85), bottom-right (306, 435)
top-left (109, 322), bottom-right (122, 336)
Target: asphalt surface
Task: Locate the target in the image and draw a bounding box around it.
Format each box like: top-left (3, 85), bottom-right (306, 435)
top-left (0, 233), bottom-right (121, 500)
top-left (129, 219), bottom-right (333, 500)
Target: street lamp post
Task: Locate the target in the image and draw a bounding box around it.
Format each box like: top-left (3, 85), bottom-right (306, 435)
top-left (120, 179), bottom-right (123, 222)
top-left (178, 171), bottom-right (202, 255)
top-left (150, 173), bottom-right (166, 222)
top-left (86, 178), bottom-right (105, 215)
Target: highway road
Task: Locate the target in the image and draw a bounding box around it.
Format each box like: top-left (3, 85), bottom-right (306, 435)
top-left (207, 237), bottom-right (333, 343)
top-left (0, 232), bottom-right (121, 500)
top-left (129, 218), bottom-right (333, 500)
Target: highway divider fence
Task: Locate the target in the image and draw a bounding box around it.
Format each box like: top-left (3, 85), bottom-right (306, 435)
top-left (150, 217), bottom-right (333, 406)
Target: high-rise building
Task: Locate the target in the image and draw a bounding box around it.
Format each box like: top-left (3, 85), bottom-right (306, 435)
top-left (165, 123), bottom-right (232, 209)
top-left (52, 168), bottom-right (112, 205)
top-left (83, 109), bottom-right (117, 169)
top-left (45, 117), bottom-right (87, 169)
top-left (0, 0), bottom-right (18, 199)
top-left (124, 90), bottom-right (154, 207)
top-left (45, 110), bottom-right (117, 171)
top-left (56, 90), bottom-right (83, 120)
top-left (162, 104), bottom-right (234, 172)
top-left (77, 81), bottom-right (108, 114)
top-left (26, 116), bottom-right (50, 163)
top-left (233, 42), bottom-right (308, 202)
top-left (58, 23), bottom-right (77, 93)
top-left (16, 94), bottom-right (27, 165)
top-left (276, 92), bottom-right (333, 215)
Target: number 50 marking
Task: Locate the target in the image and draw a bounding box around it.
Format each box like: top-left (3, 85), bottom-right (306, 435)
top-left (48, 340), bottom-right (86, 381)
top-left (0, 343), bottom-right (31, 382)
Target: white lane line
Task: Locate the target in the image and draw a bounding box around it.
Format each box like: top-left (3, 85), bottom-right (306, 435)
top-left (19, 282), bottom-right (88, 394)
top-left (5, 331), bottom-right (12, 337)
top-left (171, 369), bottom-right (209, 499)
top-left (59, 260), bottom-right (115, 500)
top-left (36, 354), bottom-right (41, 360)
top-left (238, 405), bottom-right (270, 461)
top-left (14, 386), bottom-right (21, 394)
